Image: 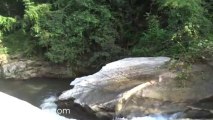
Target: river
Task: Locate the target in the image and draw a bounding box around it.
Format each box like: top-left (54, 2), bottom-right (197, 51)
top-left (0, 78), bottom-right (71, 107)
top-left (0, 78), bottom-right (103, 120)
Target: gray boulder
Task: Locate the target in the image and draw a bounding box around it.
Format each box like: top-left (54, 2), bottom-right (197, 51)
top-left (59, 57), bottom-right (213, 119)
top-left (59, 57), bottom-right (172, 117)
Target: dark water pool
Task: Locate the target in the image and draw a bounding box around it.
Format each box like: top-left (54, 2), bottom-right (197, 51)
top-left (0, 78), bottom-right (71, 107)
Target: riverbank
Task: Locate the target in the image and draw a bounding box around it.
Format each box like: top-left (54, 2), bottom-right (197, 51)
top-left (0, 54), bottom-right (75, 80)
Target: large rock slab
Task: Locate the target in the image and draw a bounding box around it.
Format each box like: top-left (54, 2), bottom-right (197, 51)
top-left (59, 57), bottom-right (172, 117)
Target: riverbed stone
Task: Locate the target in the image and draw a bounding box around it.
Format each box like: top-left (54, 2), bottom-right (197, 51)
top-left (59, 57), bottom-right (172, 117)
top-left (179, 95), bottom-right (213, 119)
top-left (58, 57), bottom-right (213, 119)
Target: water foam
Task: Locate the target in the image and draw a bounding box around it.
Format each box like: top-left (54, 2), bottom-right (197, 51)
top-left (40, 96), bottom-right (76, 120)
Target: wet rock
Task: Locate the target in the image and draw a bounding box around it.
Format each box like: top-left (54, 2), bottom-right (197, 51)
top-left (180, 95), bottom-right (213, 119)
top-left (56, 99), bottom-right (108, 120)
top-left (182, 109), bottom-right (213, 119)
top-left (192, 95), bottom-right (213, 111)
top-left (116, 96), bottom-right (187, 119)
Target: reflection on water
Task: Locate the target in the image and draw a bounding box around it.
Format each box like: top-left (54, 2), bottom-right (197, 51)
top-left (0, 78), bottom-right (71, 107)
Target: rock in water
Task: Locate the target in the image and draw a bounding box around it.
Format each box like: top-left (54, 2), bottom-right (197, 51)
top-left (59, 57), bottom-right (213, 119)
top-left (0, 92), bottom-right (75, 120)
top-left (59, 57), bottom-right (172, 117)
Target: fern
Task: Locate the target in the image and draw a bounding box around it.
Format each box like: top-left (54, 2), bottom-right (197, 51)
top-left (22, 0), bottom-right (51, 34)
top-left (0, 16), bottom-right (16, 32)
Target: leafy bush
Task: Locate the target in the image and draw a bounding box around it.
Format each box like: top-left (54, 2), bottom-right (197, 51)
top-left (132, 15), bottom-right (171, 56)
top-left (0, 16), bottom-right (17, 54)
top-left (133, 0), bottom-right (213, 61)
top-left (0, 16), bottom-right (16, 32)
top-left (30, 0), bottom-right (123, 69)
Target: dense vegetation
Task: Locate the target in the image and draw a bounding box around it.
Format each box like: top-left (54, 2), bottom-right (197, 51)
top-left (0, 0), bottom-right (212, 72)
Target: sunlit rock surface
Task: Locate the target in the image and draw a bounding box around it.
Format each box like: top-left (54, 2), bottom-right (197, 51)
top-left (59, 57), bottom-right (172, 117)
top-left (0, 92), bottom-right (75, 120)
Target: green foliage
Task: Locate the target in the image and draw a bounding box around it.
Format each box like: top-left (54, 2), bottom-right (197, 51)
top-left (162, 0), bottom-right (212, 60)
top-left (0, 16), bottom-right (16, 32)
top-left (0, 0), bottom-right (212, 73)
top-left (174, 62), bottom-right (192, 87)
top-left (3, 30), bottom-right (35, 55)
top-left (133, 0), bottom-right (213, 61)
top-left (132, 15), bottom-right (170, 56)
top-left (0, 0), bottom-right (49, 56)
top-left (0, 16), bottom-right (17, 54)
top-left (0, 0), bottom-right (25, 17)
top-left (22, 0), bottom-right (51, 34)
top-left (33, 0), bottom-right (123, 68)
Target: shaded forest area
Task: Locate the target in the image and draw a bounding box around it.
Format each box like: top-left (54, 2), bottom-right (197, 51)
top-left (0, 0), bottom-right (212, 71)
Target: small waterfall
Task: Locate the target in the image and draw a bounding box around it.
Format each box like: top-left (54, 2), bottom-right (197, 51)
top-left (40, 96), bottom-right (58, 113)
top-left (40, 96), bottom-right (76, 120)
